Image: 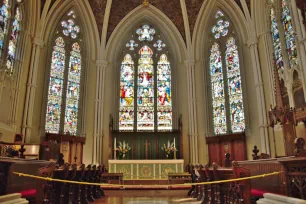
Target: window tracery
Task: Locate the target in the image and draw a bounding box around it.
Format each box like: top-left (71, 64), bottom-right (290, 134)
top-left (269, 0), bottom-right (299, 78)
top-left (45, 10), bottom-right (83, 135)
top-left (0, 0), bottom-right (23, 76)
top-left (209, 10), bottom-right (245, 134)
top-left (119, 25), bottom-right (172, 132)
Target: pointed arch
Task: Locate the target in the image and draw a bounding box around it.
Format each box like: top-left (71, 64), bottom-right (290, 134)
top-left (104, 5), bottom-right (187, 63)
top-left (118, 24), bottom-right (173, 132)
top-left (193, 0), bottom-right (249, 60)
top-left (45, 9), bottom-right (84, 135)
top-left (42, 0), bottom-right (98, 60)
top-left (201, 6), bottom-right (247, 135)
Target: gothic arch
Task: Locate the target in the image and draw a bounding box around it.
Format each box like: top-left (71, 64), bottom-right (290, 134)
top-left (104, 5), bottom-right (187, 63)
top-left (193, 0), bottom-right (249, 61)
top-left (41, 0), bottom-right (98, 60)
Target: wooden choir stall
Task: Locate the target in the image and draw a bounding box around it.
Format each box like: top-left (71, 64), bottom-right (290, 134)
top-left (44, 133), bottom-right (85, 165)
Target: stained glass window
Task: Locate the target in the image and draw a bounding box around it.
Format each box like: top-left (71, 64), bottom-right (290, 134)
top-left (119, 54), bottom-right (135, 131)
top-left (64, 43), bottom-right (81, 134)
top-left (209, 11), bottom-right (245, 135)
top-left (137, 46), bottom-right (154, 131)
top-left (119, 25), bottom-right (172, 132)
top-left (212, 11), bottom-right (230, 39)
top-left (6, 6), bottom-right (21, 74)
top-left (225, 37), bottom-right (245, 132)
top-left (281, 0), bottom-right (298, 68)
top-left (126, 40), bottom-right (138, 51)
top-left (0, 0), bottom-right (10, 58)
top-left (154, 40), bottom-right (166, 51)
top-left (270, 8), bottom-right (284, 74)
top-left (157, 54), bottom-right (172, 131)
top-left (45, 10), bottom-right (83, 135)
top-left (45, 37), bottom-right (66, 133)
top-left (136, 25), bottom-right (155, 41)
top-left (210, 43), bottom-right (227, 134)
top-left (61, 10), bottom-right (80, 39)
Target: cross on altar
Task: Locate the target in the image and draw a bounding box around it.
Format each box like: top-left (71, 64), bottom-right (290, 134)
top-left (144, 140), bottom-right (151, 159)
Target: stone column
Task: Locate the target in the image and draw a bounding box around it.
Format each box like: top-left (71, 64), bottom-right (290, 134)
top-left (275, 11), bottom-right (295, 106)
top-left (0, 71), bottom-right (6, 102)
top-left (248, 41), bottom-right (270, 154)
top-left (185, 60), bottom-right (198, 164)
top-left (290, 0), bottom-right (306, 93)
top-left (258, 30), bottom-right (277, 107)
top-left (22, 38), bottom-right (44, 143)
top-left (93, 60), bottom-right (107, 164)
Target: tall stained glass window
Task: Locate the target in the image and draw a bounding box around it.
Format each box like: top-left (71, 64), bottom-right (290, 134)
top-left (209, 11), bottom-right (245, 135)
top-left (119, 25), bottom-right (172, 132)
top-left (0, 0), bottom-right (10, 58)
top-left (45, 10), bottom-right (82, 135)
top-left (0, 1), bottom-right (23, 75)
top-left (157, 54), bottom-right (172, 131)
top-left (210, 43), bottom-right (227, 134)
top-left (281, 0), bottom-right (298, 68)
top-left (225, 37), bottom-right (245, 132)
top-left (6, 6), bottom-right (21, 74)
top-left (270, 8), bottom-right (284, 74)
top-left (119, 54), bottom-right (135, 131)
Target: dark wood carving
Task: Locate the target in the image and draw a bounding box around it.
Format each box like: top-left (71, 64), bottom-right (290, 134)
top-left (206, 132), bottom-right (246, 166)
top-left (278, 157), bottom-right (306, 199)
top-left (237, 159), bottom-right (287, 195)
top-left (193, 162), bottom-right (250, 203)
top-left (88, 0), bottom-right (107, 36)
top-left (294, 137), bottom-right (306, 157)
top-left (46, 133), bottom-right (85, 164)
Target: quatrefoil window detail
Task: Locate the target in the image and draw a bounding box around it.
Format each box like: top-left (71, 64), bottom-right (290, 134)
top-left (126, 40), bottom-right (139, 51)
top-left (136, 25), bottom-right (155, 41)
top-left (153, 40), bottom-right (166, 51)
top-left (212, 20), bottom-right (230, 39)
top-left (61, 19), bottom-right (80, 39)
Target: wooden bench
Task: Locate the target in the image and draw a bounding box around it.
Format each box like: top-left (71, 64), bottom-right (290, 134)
top-left (101, 173), bottom-right (124, 185)
top-left (189, 162), bottom-right (251, 204)
top-left (168, 172), bottom-right (192, 184)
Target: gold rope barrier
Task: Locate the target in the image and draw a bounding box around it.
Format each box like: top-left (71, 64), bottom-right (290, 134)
top-left (13, 171), bottom-right (283, 187)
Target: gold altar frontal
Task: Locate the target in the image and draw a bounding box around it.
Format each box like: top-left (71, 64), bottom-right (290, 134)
top-left (108, 159), bottom-right (184, 179)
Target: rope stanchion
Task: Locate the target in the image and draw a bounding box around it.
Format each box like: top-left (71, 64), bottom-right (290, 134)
top-left (13, 171), bottom-right (283, 187)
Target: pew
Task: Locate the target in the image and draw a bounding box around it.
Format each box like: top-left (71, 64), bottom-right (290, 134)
top-left (101, 172), bottom-right (124, 185)
top-left (168, 172), bottom-right (192, 184)
top-left (0, 157), bottom-right (52, 203)
top-left (0, 193), bottom-right (29, 204)
top-left (189, 162), bottom-right (251, 204)
top-left (0, 161), bottom-right (107, 204)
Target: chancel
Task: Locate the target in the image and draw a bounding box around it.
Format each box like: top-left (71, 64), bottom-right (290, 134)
top-left (0, 0), bottom-right (306, 203)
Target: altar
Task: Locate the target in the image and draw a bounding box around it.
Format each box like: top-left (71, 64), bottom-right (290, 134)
top-left (108, 159), bottom-right (184, 179)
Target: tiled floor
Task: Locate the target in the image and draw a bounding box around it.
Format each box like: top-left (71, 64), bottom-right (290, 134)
top-left (93, 190), bottom-right (200, 204)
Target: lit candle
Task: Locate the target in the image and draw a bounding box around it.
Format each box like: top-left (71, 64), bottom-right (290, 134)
top-left (114, 137), bottom-right (116, 150)
top-left (174, 137), bottom-right (176, 149)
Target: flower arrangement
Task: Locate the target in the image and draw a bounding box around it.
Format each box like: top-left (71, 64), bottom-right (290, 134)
top-left (117, 141), bottom-right (131, 159)
top-left (161, 140), bottom-right (176, 158)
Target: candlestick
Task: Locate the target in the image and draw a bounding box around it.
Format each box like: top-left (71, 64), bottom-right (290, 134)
top-left (174, 137), bottom-right (176, 149)
top-left (114, 137), bottom-right (116, 149)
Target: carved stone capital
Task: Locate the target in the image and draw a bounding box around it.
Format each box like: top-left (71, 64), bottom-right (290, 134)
top-left (184, 60), bottom-right (195, 68)
top-left (96, 60), bottom-right (108, 69)
top-left (32, 38), bottom-right (44, 48)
